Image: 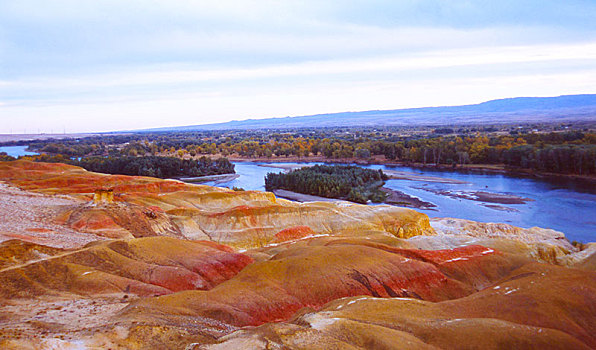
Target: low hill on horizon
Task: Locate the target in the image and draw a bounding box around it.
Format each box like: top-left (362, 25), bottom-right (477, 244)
top-left (142, 94), bottom-right (596, 132)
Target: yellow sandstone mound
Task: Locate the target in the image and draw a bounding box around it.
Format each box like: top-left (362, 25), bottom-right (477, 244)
top-left (430, 217), bottom-right (574, 250)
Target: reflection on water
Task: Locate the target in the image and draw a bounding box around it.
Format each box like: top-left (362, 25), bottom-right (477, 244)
top-left (202, 161), bottom-right (595, 243)
top-left (0, 145), bottom-right (37, 157)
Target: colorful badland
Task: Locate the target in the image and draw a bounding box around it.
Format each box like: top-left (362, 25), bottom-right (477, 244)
top-left (0, 160), bottom-right (594, 349)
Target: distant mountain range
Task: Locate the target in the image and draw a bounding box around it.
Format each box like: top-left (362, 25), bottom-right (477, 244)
top-left (141, 94), bottom-right (596, 132)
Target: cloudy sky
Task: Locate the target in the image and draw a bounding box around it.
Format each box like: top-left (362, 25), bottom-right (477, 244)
top-left (1, 0), bottom-right (596, 133)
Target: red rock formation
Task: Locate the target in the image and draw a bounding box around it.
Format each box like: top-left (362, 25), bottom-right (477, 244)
top-left (203, 263), bottom-right (596, 349)
top-left (123, 239), bottom-right (524, 328)
top-left (0, 160), bottom-right (187, 196)
top-left (1, 160), bottom-right (594, 349)
top-left (0, 237), bottom-right (253, 299)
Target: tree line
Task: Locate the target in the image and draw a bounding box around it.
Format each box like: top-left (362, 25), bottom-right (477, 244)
top-left (77, 156), bottom-right (234, 178)
top-left (8, 154), bottom-right (235, 178)
top-left (503, 144), bottom-right (595, 175)
top-left (17, 128), bottom-right (596, 176)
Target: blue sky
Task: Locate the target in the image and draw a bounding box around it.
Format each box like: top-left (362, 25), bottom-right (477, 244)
top-left (1, 0), bottom-right (596, 133)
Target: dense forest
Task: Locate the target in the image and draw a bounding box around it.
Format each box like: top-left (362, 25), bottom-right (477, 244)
top-left (4, 154), bottom-right (235, 178)
top-left (265, 165), bottom-right (388, 203)
top-left (76, 156), bottom-right (234, 178)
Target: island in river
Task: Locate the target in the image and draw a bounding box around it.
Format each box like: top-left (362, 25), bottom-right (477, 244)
top-left (264, 164), bottom-right (389, 204)
top-left (258, 163), bottom-right (531, 210)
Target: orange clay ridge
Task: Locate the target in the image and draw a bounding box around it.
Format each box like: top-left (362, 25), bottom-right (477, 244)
top-left (0, 160), bottom-right (594, 349)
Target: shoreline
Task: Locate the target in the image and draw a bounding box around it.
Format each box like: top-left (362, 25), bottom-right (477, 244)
top-left (382, 169), bottom-right (467, 184)
top-left (273, 187), bottom-right (437, 210)
top-left (176, 173), bottom-right (239, 185)
top-left (258, 163), bottom-right (309, 172)
top-left (381, 187), bottom-right (436, 210)
top-left (414, 187), bottom-right (533, 205)
top-left (272, 189), bottom-right (348, 203)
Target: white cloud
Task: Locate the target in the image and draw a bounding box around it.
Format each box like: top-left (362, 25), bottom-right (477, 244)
top-left (4, 41), bottom-right (595, 100)
top-left (1, 1), bottom-right (596, 132)
top-left (19, 42), bottom-right (596, 84)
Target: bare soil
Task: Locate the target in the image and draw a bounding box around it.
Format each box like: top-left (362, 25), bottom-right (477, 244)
top-left (0, 294), bottom-right (134, 345)
top-left (0, 182), bottom-right (106, 249)
top-left (272, 189), bottom-right (345, 203)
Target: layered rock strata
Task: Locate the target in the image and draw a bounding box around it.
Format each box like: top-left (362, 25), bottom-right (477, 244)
top-left (0, 160), bottom-right (594, 349)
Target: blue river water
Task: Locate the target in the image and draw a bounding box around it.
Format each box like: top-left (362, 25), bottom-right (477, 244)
top-left (0, 145), bottom-right (38, 157)
top-left (1, 146), bottom-right (592, 243)
top-left (203, 161), bottom-right (596, 243)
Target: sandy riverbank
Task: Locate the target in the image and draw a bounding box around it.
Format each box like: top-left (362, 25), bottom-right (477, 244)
top-left (382, 170), bottom-right (467, 184)
top-left (272, 189), bottom-right (348, 203)
top-left (258, 163), bottom-right (309, 172)
top-left (415, 187), bottom-right (533, 205)
top-left (381, 187), bottom-right (436, 209)
top-left (274, 188), bottom-right (437, 210)
top-left (177, 173), bottom-right (239, 185)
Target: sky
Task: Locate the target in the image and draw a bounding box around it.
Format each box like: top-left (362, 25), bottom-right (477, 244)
top-left (1, 0), bottom-right (596, 133)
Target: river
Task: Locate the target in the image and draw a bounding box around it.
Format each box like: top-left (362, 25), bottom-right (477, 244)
top-left (0, 147), bottom-right (592, 243)
top-left (0, 145), bottom-right (38, 157)
top-left (202, 161), bottom-right (596, 243)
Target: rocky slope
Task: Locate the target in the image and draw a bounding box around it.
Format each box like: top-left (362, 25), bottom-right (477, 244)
top-left (0, 237), bottom-right (252, 299)
top-left (205, 262), bottom-right (596, 349)
top-left (0, 160), bottom-right (594, 349)
top-left (0, 161), bottom-right (433, 248)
